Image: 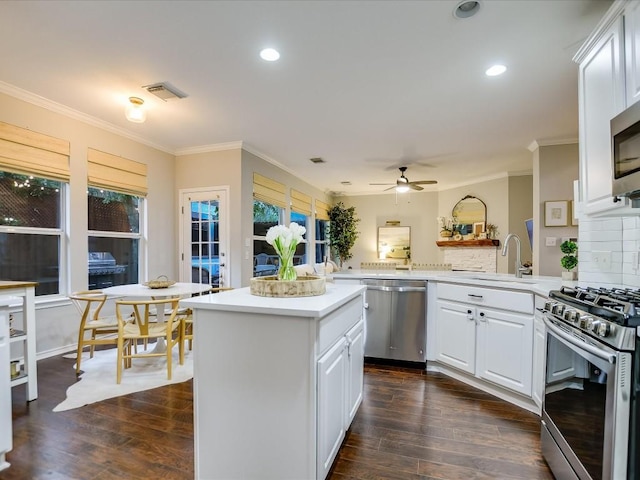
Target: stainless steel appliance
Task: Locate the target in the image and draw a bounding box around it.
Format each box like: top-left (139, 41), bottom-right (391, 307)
top-left (611, 100), bottom-right (640, 204)
top-left (541, 286), bottom-right (640, 480)
top-left (88, 252), bottom-right (126, 289)
top-left (361, 279), bottom-right (426, 363)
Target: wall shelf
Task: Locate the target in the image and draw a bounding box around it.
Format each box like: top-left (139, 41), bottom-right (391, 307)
top-left (436, 239), bottom-right (500, 247)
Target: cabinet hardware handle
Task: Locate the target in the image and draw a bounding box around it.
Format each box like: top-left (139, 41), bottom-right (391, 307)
top-left (479, 312), bottom-right (486, 321)
top-left (468, 294), bottom-right (483, 299)
top-left (363, 303), bottom-right (369, 309)
top-left (467, 309), bottom-right (472, 314)
top-left (613, 196), bottom-right (622, 203)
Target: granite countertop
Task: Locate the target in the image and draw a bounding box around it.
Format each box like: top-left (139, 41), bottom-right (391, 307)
top-left (180, 283), bottom-right (366, 318)
top-left (331, 270), bottom-right (567, 297)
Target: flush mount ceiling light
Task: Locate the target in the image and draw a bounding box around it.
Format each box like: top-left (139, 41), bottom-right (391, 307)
top-left (260, 48), bottom-right (280, 61)
top-left (125, 97), bottom-right (146, 123)
top-left (453, 0), bottom-right (481, 19)
top-left (486, 64), bottom-right (507, 76)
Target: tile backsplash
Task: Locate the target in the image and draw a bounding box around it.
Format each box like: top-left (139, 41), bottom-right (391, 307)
top-left (578, 216), bottom-right (640, 287)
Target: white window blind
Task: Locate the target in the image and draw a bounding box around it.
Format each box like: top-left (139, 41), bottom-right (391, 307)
top-left (291, 189), bottom-right (312, 216)
top-left (87, 148), bottom-right (148, 197)
top-left (0, 121), bottom-right (70, 181)
top-left (253, 173), bottom-right (286, 209)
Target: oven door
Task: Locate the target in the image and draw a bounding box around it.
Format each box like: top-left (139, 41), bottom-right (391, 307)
top-left (542, 315), bottom-right (631, 480)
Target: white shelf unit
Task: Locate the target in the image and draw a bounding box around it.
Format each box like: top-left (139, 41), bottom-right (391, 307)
top-left (0, 281), bottom-right (38, 401)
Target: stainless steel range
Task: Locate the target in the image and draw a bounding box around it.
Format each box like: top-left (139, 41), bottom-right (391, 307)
top-left (541, 286), bottom-right (640, 480)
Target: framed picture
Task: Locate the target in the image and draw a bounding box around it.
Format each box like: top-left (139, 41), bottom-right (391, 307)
top-left (545, 200), bottom-right (569, 227)
top-left (472, 222), bottom-right (485, 236)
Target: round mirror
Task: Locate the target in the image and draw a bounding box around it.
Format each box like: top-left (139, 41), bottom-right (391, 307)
top-left (452, 195), bottom-right (486, 235)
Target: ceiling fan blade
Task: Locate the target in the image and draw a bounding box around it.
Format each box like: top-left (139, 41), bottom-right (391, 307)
top-left (411, 180), bottom-right (438, 185)
top-left (369, 182), bottom-right (394, 186)
top-left (383, 185), bottom-right (398, 191)
top-left (408, 184), bottom-right (424, 191)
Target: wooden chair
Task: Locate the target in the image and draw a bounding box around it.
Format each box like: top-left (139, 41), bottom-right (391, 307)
top-left (115, 297), bottom-right (184, 384)
top-left (69, 291), bottom-right (120, 375)
top-left (180, 287), bottom-right (234, 363)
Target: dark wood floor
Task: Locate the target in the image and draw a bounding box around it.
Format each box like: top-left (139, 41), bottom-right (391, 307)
top-left (5, 356), bottom-right (553, 479)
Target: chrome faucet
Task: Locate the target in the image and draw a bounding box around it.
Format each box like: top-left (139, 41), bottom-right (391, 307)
top-left (501, 233), bottom-right (528, 278)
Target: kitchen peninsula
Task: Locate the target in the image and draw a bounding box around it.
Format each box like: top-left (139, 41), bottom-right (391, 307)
top-left (180, 283), bottom-right (366, 480)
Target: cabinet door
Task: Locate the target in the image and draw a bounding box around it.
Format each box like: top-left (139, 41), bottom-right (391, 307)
top-left (476, 308), bottom-right (533, 396)
top-left (1, 309), bottom-right (12, 458)
top-left (317, 337), bottom-right (347, 480)
top-left (434, 300), bottom-right (476, 374)
top-left (626, 1), bottom-right (640, 106)
top-left (579, 15), bottom-right (633, 215)
top-left (346, 319), bottom-right (365, 425)
top-left (532, 314), bottom-right (546, 411)
top-left (363, 288), bottom-right (392, 358)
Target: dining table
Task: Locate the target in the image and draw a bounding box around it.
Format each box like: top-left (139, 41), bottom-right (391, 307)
top-left (102, 282), bottom-right (213, 353)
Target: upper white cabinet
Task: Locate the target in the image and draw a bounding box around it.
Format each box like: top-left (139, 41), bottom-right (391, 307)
top-left (576, 1), bottom-right (640, 216)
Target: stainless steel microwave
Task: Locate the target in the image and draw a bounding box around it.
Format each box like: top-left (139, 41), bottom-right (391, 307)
top-left (611, 100), bottom-right (640, 201)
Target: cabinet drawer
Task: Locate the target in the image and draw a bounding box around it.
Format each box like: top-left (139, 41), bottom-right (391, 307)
top-left (436, 282), bottom-right (533, 314)
top-left (317, 296), bottom-right (363, 356)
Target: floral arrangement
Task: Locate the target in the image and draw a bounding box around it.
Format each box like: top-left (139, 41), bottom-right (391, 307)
top-left (437, 216), bottom-right (455, 237)
top-left (266, 222), bottom-right (306, 281)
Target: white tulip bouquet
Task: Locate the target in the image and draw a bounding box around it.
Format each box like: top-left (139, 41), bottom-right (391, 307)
top-left (265, 222), bottom-right (306, 281)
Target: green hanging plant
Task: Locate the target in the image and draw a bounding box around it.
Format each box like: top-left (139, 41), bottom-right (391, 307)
top-left (560, 240), bottom-right (578, 271)
top-left (327, 202), bottom-right (360, 268)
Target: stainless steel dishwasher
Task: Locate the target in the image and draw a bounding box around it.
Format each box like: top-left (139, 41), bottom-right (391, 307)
top-left (361, 279), bottom-right (426, 363)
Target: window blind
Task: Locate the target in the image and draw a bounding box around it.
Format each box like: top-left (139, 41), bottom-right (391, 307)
top-left (315, 199), bottom-right (331, 221)
top-left (0, 121), bottom-right (70, 181)
top-left (253, 173), bottom-right (286, 209)
top-left (87, 148), bottom-right (148, 197)
top-left (290, 189), bottom-right (312, 216)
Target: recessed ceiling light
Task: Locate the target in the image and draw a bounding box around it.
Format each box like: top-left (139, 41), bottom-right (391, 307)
top-left (453, 0), bottom-right (481, 19)
top-left (485, 64), bottom-right (507, 76)
top-left (260, 48), bottom-right (280, 61)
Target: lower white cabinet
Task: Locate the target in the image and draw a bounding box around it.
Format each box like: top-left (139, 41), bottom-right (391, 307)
top-left (317, 318), bottom-right (364, 480)
top-left (434, 283), bottom-right (534, 397)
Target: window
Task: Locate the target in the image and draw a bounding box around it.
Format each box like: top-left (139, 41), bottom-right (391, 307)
top-left (253, 200), bottom-right (282, 277)
top-left (0, 172), bottom-right (64, 296)
top-left (315, 217), bottom-right (330, 264)
top-left (87, 187), bottom-right (141, 289)
top-left (290, 210), bottom-right (308, 265)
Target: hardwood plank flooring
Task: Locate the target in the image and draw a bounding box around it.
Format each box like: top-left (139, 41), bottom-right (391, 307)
top-left (4, 356), bottom-right (553, 479)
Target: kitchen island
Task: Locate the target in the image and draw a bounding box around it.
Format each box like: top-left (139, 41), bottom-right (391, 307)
top-left (180, 283), bottom-right (366, 480)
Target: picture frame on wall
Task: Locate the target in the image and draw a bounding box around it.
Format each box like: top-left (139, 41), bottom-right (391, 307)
top-left (544, 200), bottom-right (569, 227)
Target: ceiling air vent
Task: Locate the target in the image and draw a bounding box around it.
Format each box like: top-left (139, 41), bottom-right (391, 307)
top-left (309, 157), bottom-right (325, 164)
top-left (142, 82), bottom-right (188, 101)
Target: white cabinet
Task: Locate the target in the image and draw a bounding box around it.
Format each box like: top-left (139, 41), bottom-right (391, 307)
top-left (0, 304), bottom-right (12, 472)
top-left (434, 283), bottom-right (534, 397)
top-left (625, 1), bottom-right (640, 106)
top-left (532, 299), bottom-right (546, 412)
top-left (317, 337), bottom-right (348, 480)
top-left (575, 1), bottom-right (640, 216)
top-left (316, 318), bottom-right (364, 480)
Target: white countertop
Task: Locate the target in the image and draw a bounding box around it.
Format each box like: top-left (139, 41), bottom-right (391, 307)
top-left (331, 270), bottom-right (566, 297)
top-left (180, 283), bottom-right (366, 318)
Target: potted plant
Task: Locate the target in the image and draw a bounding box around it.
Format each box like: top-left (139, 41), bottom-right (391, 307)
top-left (328, 202), bottom-right (360, 268)
top-left (560, 240), bottom-right (578, 281)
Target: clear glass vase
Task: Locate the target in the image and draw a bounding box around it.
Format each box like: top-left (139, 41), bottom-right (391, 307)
top-left (277, 253), bottom-right (297, 281)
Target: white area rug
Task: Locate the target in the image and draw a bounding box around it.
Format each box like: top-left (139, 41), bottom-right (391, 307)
top-left (53, 345), bottom-right (193, 412)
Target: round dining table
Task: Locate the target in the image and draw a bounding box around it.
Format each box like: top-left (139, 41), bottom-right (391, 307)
top-left (102, 282), bottom-right (213, 352)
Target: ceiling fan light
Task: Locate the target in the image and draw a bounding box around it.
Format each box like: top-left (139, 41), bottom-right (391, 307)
top-left (395, 185), bottom-right (410, 193)
top-left (125, 97), bottom-right (146, 123)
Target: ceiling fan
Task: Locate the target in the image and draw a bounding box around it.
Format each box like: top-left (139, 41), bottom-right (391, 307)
top-left (369, 167), bottom-right (437, 192)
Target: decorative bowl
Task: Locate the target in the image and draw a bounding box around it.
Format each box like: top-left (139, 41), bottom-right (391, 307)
top-left (250, 275), bottom-right (326, 297)
top-left (143, 275), bottom-right (176, 289)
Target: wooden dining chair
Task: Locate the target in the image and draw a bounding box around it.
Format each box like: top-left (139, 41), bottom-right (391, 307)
top-left (180, 287), bottom-right (234, 363)
top-left (115, 297), bottom-right (184, 384)
top-left (69, 290), bottom-right (120, 375)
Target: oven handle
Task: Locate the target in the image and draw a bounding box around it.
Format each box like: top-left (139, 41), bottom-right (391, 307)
top-left (543, 315), bottom-right (616, 364)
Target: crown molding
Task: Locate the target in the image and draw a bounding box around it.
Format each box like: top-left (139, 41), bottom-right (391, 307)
top-left (527, 137), bottom-right (578, 151)
top-left (175, 141), bottom-right (243, 156)
top-left (0, 81), bottom-right (174, 154)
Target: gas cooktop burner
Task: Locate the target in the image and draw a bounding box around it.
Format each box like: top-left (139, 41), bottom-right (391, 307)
top-left (549, 286), bottom-right (640, 327)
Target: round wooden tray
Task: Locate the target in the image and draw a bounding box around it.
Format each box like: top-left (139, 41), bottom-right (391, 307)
top-left (250, 275), bottom-right (326, 297)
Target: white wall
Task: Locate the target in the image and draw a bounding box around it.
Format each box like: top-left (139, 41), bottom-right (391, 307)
top-left (0, 92), bottom-right (176, 357)
top-left (533, 143), bottom-right (579, 276)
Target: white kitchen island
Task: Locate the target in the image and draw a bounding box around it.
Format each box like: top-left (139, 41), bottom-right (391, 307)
top-left (180, 283), bottom-right (366, 480)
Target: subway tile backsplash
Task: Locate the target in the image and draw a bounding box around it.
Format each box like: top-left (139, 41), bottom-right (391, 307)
top-left (579, 216), bottom-right (640, 287)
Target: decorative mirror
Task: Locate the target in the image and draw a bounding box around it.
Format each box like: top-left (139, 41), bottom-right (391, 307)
top-left (452, 195), bottom-right (487, 235)
top-left (378, 226), bottom-right (411, 260)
